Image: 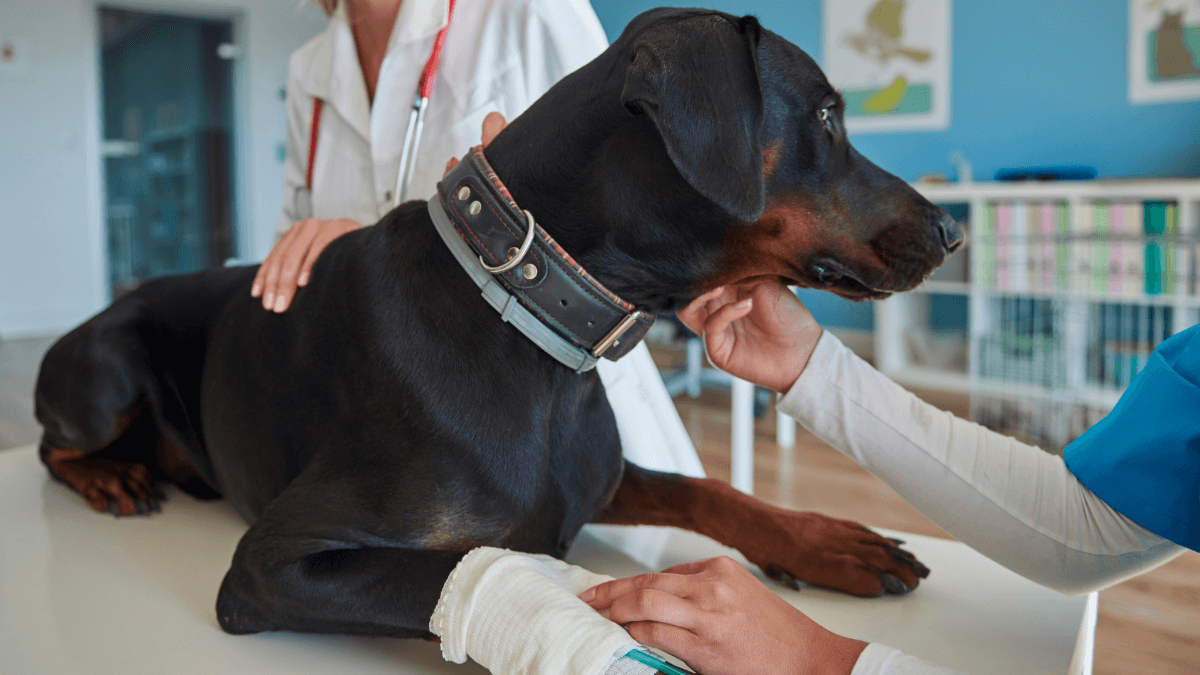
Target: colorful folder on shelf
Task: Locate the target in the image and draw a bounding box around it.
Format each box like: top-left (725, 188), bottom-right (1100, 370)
top-left (979, 201), bottom-right (995, 289)
top-left (1092, 202), bottom-right (1109, 295)
top-left (1144, 201), bottom-right (1167, 296)
top-left (996, 201), bottom-right (1011, 291)
top-left (1072, 201), bottom-right (1093, 294)
top-left (1056, 202), bottom-right (1070, 291)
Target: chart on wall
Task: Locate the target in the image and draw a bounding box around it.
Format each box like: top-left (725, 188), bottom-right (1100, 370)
top-left (822, 0), bottom-right (951, 133)
top-left (1129, 0), bottom-right (1200, 103)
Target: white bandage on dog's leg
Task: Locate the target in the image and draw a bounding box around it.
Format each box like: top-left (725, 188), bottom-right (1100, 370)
top-left (430, 547), bottom-right (657, 675)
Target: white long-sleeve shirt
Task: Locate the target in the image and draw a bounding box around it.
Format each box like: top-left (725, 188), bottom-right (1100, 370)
top-left (777, 331), bottom-right (1185, 674)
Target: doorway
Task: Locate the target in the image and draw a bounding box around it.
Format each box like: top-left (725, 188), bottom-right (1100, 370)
top-left (98, 6), bottom-right (236, 297)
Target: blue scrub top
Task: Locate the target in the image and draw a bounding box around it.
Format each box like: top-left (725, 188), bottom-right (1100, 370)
top-left (1064, 323), bottom-right (1200, 551)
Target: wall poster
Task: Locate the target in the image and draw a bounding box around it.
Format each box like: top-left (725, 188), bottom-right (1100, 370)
top-left (1129, 0), bottom-right (1200, 103)
top-left (822, 0), bottom-right (951, 133)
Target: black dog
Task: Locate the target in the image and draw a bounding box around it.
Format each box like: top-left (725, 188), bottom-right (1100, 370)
top-left (35, 9), bottom-right (958, 639)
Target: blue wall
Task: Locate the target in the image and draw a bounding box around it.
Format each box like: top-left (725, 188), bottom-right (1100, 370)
top-left (591, 0), bottom-right (1200, 330)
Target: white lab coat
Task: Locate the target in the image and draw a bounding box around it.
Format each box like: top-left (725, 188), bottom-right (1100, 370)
top-left (278, 0), bottom-right (704, 478)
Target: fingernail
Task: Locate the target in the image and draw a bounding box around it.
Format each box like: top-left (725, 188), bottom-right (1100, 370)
top-left (298, 272), bottom-right (309, 286)
top-left (273, 295), bottom-right (287, 312)
top-left (578, 587), bottom-right (596, 602)
top-left (738, 298), bottom-right (753, 309)
top-left (263, 292), bottom-right (274, 309)
top-left (251, 282), bottom-right (261, 297)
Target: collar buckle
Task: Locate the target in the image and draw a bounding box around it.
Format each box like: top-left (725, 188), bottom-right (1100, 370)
top-left (593, 311), bottom-right (644, 358)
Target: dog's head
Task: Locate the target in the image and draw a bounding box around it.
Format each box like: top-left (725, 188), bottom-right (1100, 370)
top-left (488, 9), bottom-right (961, 311)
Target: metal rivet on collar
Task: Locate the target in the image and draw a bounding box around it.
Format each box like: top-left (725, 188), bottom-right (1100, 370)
top-left (507, 247), bottom-right (519, 260)
top-left (521, 263), bottom-right (538, 280)
top-left (457, 186), bottom-right (470, 201)
top-left (469, 201), bottom-right (482, 216)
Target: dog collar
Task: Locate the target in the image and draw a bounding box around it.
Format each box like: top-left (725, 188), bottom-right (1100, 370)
top-left (428, 146), bottom-right (654, 373)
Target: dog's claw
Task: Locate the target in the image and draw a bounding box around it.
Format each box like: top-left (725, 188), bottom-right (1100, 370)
top-left (888, 537), bottom-right (905, 545)
top-left (765, 567), bottom-right (803, 591)
top-left (880, 572), bottom-right (909, 595)
top-left (108, 500), bottom-right (120, 517)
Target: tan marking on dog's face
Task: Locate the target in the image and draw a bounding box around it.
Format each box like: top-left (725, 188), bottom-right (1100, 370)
top-left (699, 193), bottom-right (892, 299)
top-left (762, 138), bottom-right (783, 179)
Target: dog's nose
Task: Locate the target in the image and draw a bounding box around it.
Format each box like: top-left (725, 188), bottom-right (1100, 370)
top-left (935, 214), bottom-right (964, 253)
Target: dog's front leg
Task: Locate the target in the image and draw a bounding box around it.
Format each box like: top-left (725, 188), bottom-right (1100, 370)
top-left (593, 462), bottom-right (928, 597)
top-left (215, 477), bottom-right (465, 638)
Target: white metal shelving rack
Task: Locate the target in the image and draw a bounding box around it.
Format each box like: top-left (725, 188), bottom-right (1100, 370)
top-left (875, 178), bottom-right (1200, 448)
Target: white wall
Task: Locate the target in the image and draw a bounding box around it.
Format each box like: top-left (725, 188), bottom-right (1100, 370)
top-left (0, 0), bottom-right (327, 337)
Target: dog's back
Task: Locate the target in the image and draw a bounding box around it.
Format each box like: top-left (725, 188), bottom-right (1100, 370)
top-left (38, 200), bottom-right (625, 555)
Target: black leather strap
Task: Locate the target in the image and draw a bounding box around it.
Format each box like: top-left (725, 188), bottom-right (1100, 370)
top-left (437, 147), bottom-right (654, 363)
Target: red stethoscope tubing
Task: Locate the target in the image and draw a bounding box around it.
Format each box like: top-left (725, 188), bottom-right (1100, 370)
top-left (395, 0), bottom-right (457, 205)
top-left (303, 0), bottom-right (457, 210)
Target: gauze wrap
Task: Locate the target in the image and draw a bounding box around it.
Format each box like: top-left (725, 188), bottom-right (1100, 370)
top-left (429, 546), bottom-right (653, 675)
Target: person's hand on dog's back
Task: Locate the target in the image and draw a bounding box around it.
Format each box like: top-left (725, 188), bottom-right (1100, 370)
top-left (252, 112), bottom-right (509, 313)
top-left (677, 281), bottom-right (823, 395)
top-left (252, 217), bottom-right (361, 312)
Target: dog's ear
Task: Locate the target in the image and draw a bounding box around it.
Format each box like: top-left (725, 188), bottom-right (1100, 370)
top-left (621, 14), bottom-right (766, 221)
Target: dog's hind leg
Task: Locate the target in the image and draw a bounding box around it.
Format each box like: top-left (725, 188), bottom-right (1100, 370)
top-left (35, 304), bottom-right (217, 515)
top-left (593, 461), bottom-right (930, 597)
top-left (39, 403), bottom-right (164, 516)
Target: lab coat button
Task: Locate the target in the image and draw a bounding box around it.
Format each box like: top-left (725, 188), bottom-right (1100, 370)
top-left (384, 190), bottom-right (392, 202)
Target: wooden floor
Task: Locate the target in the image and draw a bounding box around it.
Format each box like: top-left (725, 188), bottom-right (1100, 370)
top-left (669, 384), bottom-right (1200, 674)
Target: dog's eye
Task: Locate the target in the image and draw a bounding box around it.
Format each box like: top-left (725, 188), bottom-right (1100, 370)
top-left (818, 108), bottom-right (833, 129)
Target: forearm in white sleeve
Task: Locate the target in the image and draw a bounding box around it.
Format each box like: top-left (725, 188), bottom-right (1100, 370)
top-left (778, 332), bottom-right (1184, 595)
top-left (430, 547), bottom-right (655, 675)
top-left (851, 644), bottom-right (964, 675)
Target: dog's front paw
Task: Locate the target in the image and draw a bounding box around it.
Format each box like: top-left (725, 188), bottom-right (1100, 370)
top-left (738, 509), bottom-right (929, 597)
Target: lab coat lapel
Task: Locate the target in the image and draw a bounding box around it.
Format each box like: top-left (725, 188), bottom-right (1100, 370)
top-left (328, 18), bottom-right (372, 143)
top-left (293, 8), bottom-right (371, 144)
top-left (393, 0), bottom-right (450, 47)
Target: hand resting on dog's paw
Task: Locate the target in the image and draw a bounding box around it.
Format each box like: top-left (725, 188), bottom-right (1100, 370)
top-left (581, 556), bottom-right (870, 675)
